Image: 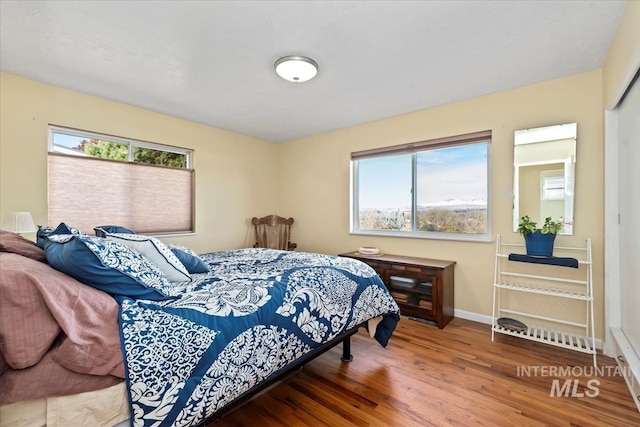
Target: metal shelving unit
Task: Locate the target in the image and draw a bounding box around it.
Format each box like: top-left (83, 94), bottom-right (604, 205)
top-left (491, 235), bottom-right (596, 367)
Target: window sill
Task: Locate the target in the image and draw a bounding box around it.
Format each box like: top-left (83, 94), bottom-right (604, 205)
top-left (349, 229), bottom-right (493, 243)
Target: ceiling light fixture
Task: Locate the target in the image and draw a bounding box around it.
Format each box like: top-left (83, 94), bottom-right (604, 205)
top-left (274, 55), bottom-right (318, 83)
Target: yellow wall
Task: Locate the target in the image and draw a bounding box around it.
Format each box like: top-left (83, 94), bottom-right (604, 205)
top-left (603, 0), bottom-right (640, 109)
top-left (0, 72), bottom-right (279, 254)
top-left (4, 11), bottom-right (628, 336)
top-left (280, 70), bottom-right (605, 335)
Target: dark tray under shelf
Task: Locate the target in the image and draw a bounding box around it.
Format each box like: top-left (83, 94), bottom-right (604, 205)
top-left (508, 253), bottom-right (579, 268)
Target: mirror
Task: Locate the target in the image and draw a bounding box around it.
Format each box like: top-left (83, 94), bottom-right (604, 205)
top-left (513, 122), bottom-right (577, 235)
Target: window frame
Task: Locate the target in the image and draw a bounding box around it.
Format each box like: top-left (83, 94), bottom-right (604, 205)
top-left (350, 131), bottom-right (492, 242)
top-left (48, 124), bottom-right (192, 168)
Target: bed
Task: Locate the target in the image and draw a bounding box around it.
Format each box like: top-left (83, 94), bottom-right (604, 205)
top-left (0, 228), bottom-right (400, 427)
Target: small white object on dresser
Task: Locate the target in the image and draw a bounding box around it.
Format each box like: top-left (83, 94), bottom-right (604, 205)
top-left (358, 246), bottom-right (380, 255)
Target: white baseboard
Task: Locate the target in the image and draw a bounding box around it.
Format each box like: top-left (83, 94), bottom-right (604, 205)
top-left (454, 309), bottom-right (493, 325)
top-left (453, 309), bottom-right (603, 350)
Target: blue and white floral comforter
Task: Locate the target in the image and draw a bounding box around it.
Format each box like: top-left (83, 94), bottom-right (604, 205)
top-left (118, 248), bottom-right (400, 427)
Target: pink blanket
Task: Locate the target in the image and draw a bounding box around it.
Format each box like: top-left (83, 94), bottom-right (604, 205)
top-left (0, 252), bottom-right (124, 403)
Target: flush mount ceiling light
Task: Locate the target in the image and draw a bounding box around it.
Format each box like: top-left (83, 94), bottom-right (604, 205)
top-left (274, 55), bottom-right (318, 82)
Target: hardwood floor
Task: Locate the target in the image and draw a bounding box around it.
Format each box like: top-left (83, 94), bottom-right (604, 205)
top-left (211, 317), bottom-right (640, 426)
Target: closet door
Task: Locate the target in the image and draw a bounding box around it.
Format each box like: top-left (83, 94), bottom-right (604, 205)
top-left (618, 74), bottom-right (640, 355)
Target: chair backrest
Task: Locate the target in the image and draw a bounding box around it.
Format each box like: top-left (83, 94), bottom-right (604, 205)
top-left (252, 215), bottom-right (295, 250)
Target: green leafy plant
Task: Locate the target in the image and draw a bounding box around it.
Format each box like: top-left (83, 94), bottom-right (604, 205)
top-left (518, 215), bottom-right (563, 235)
top-left (517, 215), bottom-right (537, 236)
top-left (541, 216), bottom-right (563, 234)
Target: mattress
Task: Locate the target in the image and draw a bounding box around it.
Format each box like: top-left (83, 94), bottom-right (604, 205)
top-left (0, 383), bottom-right (129, 427)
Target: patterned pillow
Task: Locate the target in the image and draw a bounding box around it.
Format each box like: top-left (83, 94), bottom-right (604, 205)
top-left (44, 234), bottom-right (173, 301)
top-left (94, 225), bottom-right (135, 237)
top-left (167, 244), bottom-right (210, 274)
top-left (105, 233), bottom-right (191, 282)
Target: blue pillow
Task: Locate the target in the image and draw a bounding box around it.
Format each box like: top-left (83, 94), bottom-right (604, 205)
top-left (36, 225), bottom-right (55, 249)
top-left (168, 244), bottom-right (209, 274)
top-left (38, 222), bottom-right (86, 248)
top-left (50, 222), bottom-right (87, 235)
top-left (44, 233), bottom-right (173, 301)
top-left (94, 225), bottom-right (135, 237)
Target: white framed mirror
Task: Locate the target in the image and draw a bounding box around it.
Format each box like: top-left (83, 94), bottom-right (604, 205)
top-left (513, 122), bottom-right (577, 235)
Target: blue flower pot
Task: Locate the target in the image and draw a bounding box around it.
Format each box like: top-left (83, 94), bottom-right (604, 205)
top-left (524, 230), bottom-right (556, 257)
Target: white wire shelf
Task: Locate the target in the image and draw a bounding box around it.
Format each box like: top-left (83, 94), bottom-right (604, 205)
top-left (495, 281), bottom-right (591, 300)
top-left (499, 271), bottom-right (588, 285)
top-left (492, 235), bottom-right (596, 367)
top-left (492, 323), bottom-right (595, 355)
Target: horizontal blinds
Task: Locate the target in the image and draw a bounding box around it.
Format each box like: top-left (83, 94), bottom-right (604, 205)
top-left (351, 130), bottom-right (492, 160)
top-left (48, 153), bottom-right (193, 234)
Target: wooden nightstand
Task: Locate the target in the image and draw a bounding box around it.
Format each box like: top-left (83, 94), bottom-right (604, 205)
top-left (340, 252), bottom-right (455, 328)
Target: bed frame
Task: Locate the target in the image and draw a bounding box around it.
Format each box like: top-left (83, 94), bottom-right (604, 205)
top-left (199, 325), bottom-right (360, 425)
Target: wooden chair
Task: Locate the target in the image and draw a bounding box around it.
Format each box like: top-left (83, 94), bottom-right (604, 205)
top-left (252, 215), bottom-right (297, 251)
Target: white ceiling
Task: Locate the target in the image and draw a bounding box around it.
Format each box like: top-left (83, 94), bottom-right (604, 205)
top-left (0, 1), bottom-right (626, 143)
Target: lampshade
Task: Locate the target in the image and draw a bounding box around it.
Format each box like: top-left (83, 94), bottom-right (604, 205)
top-left (274, 55), bottom-right (318, 82)
top-left (1, 211), bottom-right (36, 233)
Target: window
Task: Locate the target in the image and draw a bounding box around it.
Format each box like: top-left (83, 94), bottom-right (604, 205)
top-left (50, 127), bottom-right (189, 167)
top-left (351, 131), bottom-right (491, 241)
top-left (48, 125), bottom-right (194, 235)
top-left (541, 172), bottom-right (565, 200)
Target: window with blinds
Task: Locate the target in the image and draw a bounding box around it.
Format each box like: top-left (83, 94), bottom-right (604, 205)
top-left (47, 126), bottom-right (194, 235)
top-left (351, 130), bottom-right (491, 241)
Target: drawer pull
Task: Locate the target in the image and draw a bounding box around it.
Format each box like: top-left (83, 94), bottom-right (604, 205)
top-left (617, 355), bottom-right (626, 363)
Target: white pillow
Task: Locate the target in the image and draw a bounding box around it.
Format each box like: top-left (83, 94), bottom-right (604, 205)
top-left (105, 233), bottom-right (190, 282)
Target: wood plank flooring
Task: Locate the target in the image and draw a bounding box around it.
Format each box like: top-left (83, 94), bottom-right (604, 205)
top-left (211, 317), bottom-right (640, 426)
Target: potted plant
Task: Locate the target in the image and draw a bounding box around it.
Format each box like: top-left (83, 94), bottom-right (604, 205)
top-left (517, 215), bottom-right (562, 257)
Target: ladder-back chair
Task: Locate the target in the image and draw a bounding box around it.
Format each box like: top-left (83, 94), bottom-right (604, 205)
top-left (252, 215), bottom-right (297, 251)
